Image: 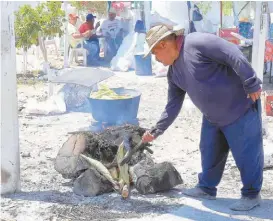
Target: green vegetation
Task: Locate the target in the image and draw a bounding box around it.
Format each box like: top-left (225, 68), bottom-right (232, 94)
top-left (70, 1), bottom-right (108, 15)
top-left (196, 1), bottom-right (233, 16)
top-left (196, 2), bottom-right (212, 16)
top-left (14, 1), bottom-right (65, 50)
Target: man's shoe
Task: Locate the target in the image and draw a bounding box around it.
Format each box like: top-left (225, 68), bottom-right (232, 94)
top-left (183, 187), bottom-right (216, 200)
top-left (230, 194), bottom-right (261, 211)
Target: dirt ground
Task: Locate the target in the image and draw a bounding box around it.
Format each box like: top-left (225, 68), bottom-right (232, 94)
top-left (1, 71), bottom-right (273, 221)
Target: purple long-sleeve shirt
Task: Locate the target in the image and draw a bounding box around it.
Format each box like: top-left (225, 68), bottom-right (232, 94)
top-left (152, 32), bottom-right (262, 137)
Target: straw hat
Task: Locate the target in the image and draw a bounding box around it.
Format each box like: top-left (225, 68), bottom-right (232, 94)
top-left (144, 25), bottom-right (184, 57)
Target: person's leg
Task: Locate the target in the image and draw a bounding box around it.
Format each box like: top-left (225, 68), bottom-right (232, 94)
top-left (222, 100), bottom-right (263, 211)
top-left (115, 35), bottom-right (123, 49)
top-left (183, 115), bottom-right (229, 199)
top-left (104, 37), bottom-right (117, 62)
top-left (83, 41), bottom-right (100, 66)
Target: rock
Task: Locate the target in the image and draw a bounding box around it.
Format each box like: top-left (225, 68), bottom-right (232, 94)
top-left (21, 152), bottom-right (31, 158)
top-left (55, 125), bottom-right (150, 179)
top-left (54, 134), bottom-right (89, 179)
top-left (129, 154), bottom-right (154, 184)
top-left (132, 161), bottom-right (183, 195)
top-left (73, 168), bottom-right (113, 197)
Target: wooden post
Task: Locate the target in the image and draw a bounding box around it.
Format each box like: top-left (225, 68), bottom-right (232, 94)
top-left (1, 1), bottom-right (20, 194)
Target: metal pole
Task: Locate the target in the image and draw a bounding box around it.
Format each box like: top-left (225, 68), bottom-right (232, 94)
top-left (220, 1), bottom-right (223, 29)
top-left (63, 1), bottom-right (69, 68)
top-left (1, 1), bottom-right (21, 194)
top-left (144, 1), bottom-right (151, 31)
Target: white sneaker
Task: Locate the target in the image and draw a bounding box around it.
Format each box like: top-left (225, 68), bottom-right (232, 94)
top-left (183, 187), bottom-right (216, 200)
top-left (230, 195), bottom-right (261, 211)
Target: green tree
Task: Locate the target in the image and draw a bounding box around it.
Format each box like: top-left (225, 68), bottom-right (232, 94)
top-left (196, 1), bottom-right (212, 16)
top-left (222, 1), bottom-right (233, 16)
top-left (15, 2), bottom-right (64, 50)
top-left (14, 5), bottom-right (40, 50)
top-left (70, 1), bottom-right (108, 15)
top-left (37, 1), bottom-right (65, 37)
top-left (195, 1), bottom-right (233, 17)
top-left (15, 2), bottom-right (64, 68)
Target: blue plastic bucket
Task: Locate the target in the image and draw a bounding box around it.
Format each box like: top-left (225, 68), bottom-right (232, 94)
top-left (134, 54), bottom-right (152, 76)
top-left (88, 88), bottom-right (141, 124)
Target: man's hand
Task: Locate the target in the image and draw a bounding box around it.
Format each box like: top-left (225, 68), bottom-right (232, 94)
top-left (248, 89), bottom-right (262, 102)
top-left (95, 21), bottom-right (100, 29)
top-left (142, 131), bottom-right (155, 143)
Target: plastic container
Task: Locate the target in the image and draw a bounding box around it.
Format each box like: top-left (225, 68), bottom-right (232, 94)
top-left (88, 88), bottom-right (141, 124)
top-left (134, 54), bottom-right (153, 76)
top-left (238, 22), bottom-right (253, 39)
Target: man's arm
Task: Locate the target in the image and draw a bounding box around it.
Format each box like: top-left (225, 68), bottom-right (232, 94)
top-left (194, 33), bottom-right (261, 95)
top-left (71, 32), bottom-right (83, 39)
top-left (67, 24), bottom-right (82, 39)
top-left (150, 77), bottom-right (186, 137)
top-left (78, 24), bottom-right (94, 38)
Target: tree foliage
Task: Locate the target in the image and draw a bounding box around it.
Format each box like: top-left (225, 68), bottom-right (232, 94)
top-left (15, 5), bottom-right (40, 50)
top-left (36, 1), bottom-right (65, 36)
top-left (195, 1), bottom-right (233, 17)
top-left (196, 1), bottom-right (212, 15)
top-left (15, 1), bottom-right (65, 50)
top-left (222, 1), bottom-right (233, 16)
top-left (70, 1), bottom-right (108, 15)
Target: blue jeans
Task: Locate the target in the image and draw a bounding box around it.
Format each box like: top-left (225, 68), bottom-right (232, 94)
top-left (77, 40), bottom-right (100, 66)
top-left (198, 100), bottom-right (264, 198)
top-left (104, 35), bottom-right (123, 62)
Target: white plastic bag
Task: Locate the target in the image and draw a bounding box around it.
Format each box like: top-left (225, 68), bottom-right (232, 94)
top-left (112, 57), bottom-right (131, 72)
top-left (110, 32), bottom-right (135, 71)
top-left (24, 93), bottom-right (66, 115)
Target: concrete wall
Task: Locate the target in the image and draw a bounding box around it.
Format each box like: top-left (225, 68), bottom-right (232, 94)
top-left (1, 1), bottom-right (20, 194)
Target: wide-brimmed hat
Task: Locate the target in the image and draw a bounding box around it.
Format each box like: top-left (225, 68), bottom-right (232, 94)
top-left (144, 25), bottom-right (184, 57)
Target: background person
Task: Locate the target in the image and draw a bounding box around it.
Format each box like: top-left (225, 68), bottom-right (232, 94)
top-left (78, 13), bottom-right (101, 66)
top-left (100, 7), bottom-right (123, 62)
